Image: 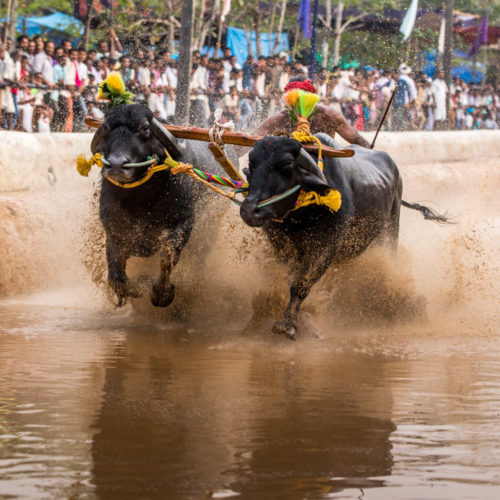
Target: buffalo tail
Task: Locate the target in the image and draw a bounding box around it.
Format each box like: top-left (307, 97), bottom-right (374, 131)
top-left (402, 200), bottom-right (453, 224)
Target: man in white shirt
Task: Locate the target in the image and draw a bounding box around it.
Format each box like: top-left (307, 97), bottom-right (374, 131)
top-left (189, 63), bottom-right (208, 127)
top-left (431, 70), bottom-right (448, 130)
top-left (164, 60), bottom-right (178, 89)
top-left (0, 43), bottom-right (16, 128)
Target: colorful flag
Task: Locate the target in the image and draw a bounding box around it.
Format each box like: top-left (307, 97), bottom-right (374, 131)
top-left (298, 0), bottom-right (311, 39)
top-left (400, 0), bottom-right (419, 41)
top-left (468, 12), bottom-right (488, 58)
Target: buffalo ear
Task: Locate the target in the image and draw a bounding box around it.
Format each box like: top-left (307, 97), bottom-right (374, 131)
top-left (295, 149), bottom-right (331, 194)
top-left (242, 167), bottom-right (251, 180)
top-left (151, 118), bottom-right (186, 159)
top-left (297, 169), bottom-right (331, 195)
top-left (91, 122), bottom-right (109, 154)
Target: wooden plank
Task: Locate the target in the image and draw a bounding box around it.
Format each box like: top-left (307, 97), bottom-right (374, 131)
top-left (207, 142), bottom-right (244, 181)
top-left (84, 117), bottom-right (355, 158)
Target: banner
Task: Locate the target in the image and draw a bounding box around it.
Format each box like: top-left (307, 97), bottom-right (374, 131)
top-left (468, 12), bottom-right (488, 58)
top-left (298, 0), bottom-right (312, 39)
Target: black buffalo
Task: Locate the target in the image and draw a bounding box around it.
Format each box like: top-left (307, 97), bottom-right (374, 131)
top-left (91, 104), bottom-right (237, 307)
top-left (240, 134), bottom-right (447, 340)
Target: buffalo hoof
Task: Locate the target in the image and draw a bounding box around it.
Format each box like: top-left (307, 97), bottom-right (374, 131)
top-left (151, 283), bottom-right (175, 308)
top-left (272, 320), bottom-right (297, 341)
top-left (110, 279), bottom-right (141, 307)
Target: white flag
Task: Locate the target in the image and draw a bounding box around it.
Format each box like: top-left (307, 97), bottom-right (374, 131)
top-left (400, 0), bottom-right (419, 41)
top-left (221, 0), bottom-right (231, 21)
top-left (438, 16), bottom-right (445, 54)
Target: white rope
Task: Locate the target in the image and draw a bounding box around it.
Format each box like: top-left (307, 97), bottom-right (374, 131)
top-left (208, 108), bottom-right (235, 148)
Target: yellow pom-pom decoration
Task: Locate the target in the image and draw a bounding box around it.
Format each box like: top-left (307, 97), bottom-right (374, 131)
top-left (76, 155), bottom-right (93, 177)
top-left (97, 72), bottom-right (135, 107)
top-left (76, 153), bottom-right (104, 177)
top-left (295, 188), bottom-right (342, 213)
top-left (105, 71), bottom-right (126, 95)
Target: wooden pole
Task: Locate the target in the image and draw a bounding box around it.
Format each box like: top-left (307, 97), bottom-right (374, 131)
top-left (370, 86), bottom-right (397, 150)
top-left (3, 0), bottom-right (12, 44)
top-left (443, 0), bottom-right (454, 129)
top-left (208, 142), bottom-right (243, 180)
top-left (174, 0), bottom-right (194, 125)
top-left (85, 117), bottom-right (355, 158)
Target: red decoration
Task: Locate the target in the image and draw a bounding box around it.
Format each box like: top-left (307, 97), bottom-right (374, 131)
top-left (283, 80), bottom-right (317, 94)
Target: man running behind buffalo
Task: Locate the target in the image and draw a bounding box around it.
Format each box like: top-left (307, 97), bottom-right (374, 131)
top-left (251, 76), bottom-right (371, 149)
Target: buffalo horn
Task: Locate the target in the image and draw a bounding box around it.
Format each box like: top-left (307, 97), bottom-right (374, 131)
top-left (151, 118), bottom-right (185, 159)
top-left (296, 148), bottom-right (328, 183)
top-left (91, 123), bottom-right (107, 154)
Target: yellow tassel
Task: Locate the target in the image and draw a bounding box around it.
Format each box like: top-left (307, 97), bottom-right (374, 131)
top-left (295, 188), bottom-right (342, 213)
top-left (76, 155), bottom-right (93, 177)
top-left (76, 153), bottom-right (103, 177)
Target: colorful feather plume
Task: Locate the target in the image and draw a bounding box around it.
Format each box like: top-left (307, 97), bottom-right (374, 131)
top-left (283, 89), bottom-right (320, 123)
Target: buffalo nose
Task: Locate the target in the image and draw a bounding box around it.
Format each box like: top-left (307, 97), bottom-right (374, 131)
top-left (106, 154), bottom-right (130, 170)
top-left (240, 201), bottom-right (256, 222)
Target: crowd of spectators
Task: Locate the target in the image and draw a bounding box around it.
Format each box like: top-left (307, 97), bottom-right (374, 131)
top-left (0, 32), bottom-right (499, 134)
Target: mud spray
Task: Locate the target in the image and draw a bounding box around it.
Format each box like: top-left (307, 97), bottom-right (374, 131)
top-left (0, 135), bottom-right (498, 340)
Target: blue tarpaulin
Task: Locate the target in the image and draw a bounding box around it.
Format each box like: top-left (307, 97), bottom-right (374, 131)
top-left (422, 49), bottom-right (485, 84)
top-left (226, 26), bottom-right (289, 66)
top-left (6, 11), bottom-right (84, 38)
top-left (29, 12), bottom-right (83, 36)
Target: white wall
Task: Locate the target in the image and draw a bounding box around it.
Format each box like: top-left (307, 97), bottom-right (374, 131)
top-left (0, 130), bottom-right (499, 193)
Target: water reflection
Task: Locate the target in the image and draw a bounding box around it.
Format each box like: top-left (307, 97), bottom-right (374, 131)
top-left (90, 332), bottom-right (395, 499)
top-left (1, 305), bottom-right (500, 499)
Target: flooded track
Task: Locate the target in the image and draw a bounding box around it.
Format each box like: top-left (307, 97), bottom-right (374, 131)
top-left (1, 132), bottom-right (500, 499)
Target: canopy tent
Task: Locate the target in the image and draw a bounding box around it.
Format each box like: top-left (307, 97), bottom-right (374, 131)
top-left (29, 12), bottom-right (84, 37)
top-left (226, 26), bottom-right (289, 66)
top-left (8, 11), bottom-right (83, 39)
top-left (454, 25), bottom-right (500, 46)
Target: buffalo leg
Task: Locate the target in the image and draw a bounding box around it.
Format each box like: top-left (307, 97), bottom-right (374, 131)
top-left (151, 222), bottom-right (192, 307)
top-left (273, 250), bottom-right (335, 340)
top-left (106, 239), bottom-right (141, 307)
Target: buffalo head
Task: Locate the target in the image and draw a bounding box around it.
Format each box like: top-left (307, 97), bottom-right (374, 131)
top-left (91, 104), bottom-right (185, 186)
top-left (240, 137), bottom-right (330, 227)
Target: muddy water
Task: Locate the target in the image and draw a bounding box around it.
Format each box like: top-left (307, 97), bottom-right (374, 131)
top-left (1, 159), bottom-right (500, 499)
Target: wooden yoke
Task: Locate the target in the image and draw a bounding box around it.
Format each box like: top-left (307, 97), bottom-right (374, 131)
top-left (208, 142), bottom-right (243, 181)
top-left (85, 117), bottom-right (355, 159)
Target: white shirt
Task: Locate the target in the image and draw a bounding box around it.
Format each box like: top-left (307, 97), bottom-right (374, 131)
top-left (33, 51), bottom-right (48, 73)
top-left (164, 66), bottom-right (177, 88)
top-left (77, 61), bottom-right (89, 85)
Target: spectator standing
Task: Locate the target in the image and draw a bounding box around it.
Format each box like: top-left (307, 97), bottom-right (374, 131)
top-left (431, 70), bottom-right (448, 130)
top-left (392, 63), bottom-right (417, 131)
top-left (0, 43), bottom-right (16, 129)
top-left (189, 63), bottom-right (208, 127)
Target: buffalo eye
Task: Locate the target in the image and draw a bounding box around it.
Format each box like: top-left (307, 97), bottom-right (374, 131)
top-left (139, 124), bottom-right (151, 138)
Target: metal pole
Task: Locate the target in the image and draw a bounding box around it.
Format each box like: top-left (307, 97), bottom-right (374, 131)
top-left (310, 0), bottom-right (320, 82)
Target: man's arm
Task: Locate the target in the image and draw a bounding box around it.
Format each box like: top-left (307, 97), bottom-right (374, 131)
top-left (311, 104), bottom-right (370, 148)
top-left (251, 109), bottom-right (289, 136)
